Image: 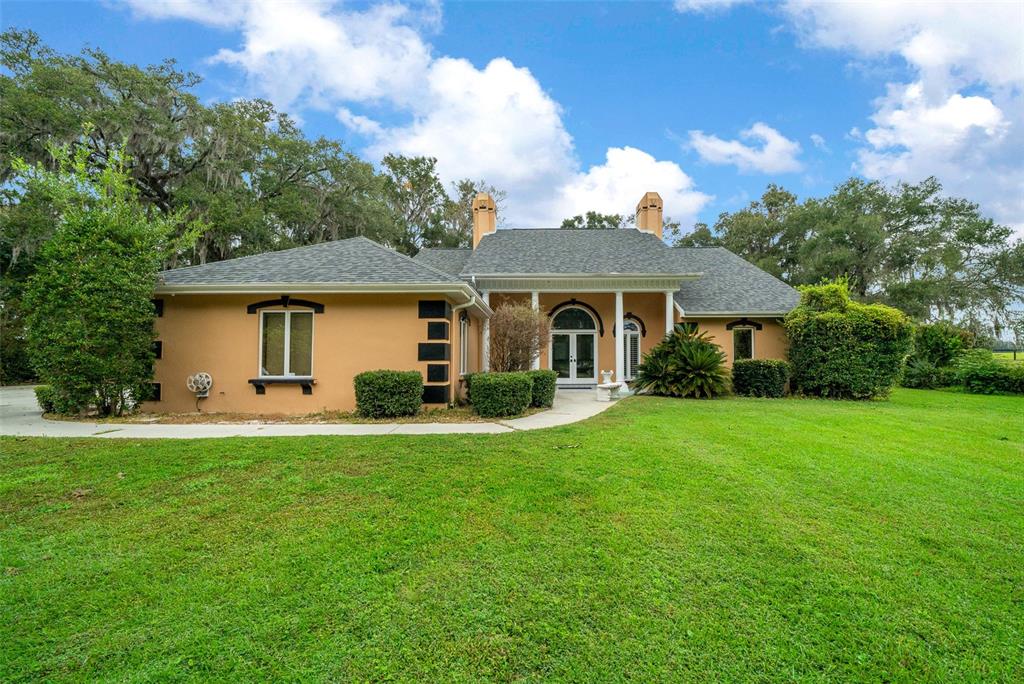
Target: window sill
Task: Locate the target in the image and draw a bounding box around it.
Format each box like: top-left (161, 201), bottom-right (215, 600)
top-left (249, 377), bottom-right (316, 395)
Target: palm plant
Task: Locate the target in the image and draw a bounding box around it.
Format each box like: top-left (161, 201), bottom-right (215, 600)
top-left (633, 326), bottom-right (730, 399)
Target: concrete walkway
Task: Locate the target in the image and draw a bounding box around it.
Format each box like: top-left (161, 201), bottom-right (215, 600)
top-left (0, 386), bottom-right (617, 439)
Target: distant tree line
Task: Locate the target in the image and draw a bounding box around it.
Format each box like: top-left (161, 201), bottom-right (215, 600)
top-left (678, 181), bottom-right (1023, 343)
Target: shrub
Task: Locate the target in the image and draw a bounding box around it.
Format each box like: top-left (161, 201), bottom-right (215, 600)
top-left (459, 372), bottom-right (476, 405)
top-left (489, 303), bottom-right (551, 372)
top-left (34, 385), bottom-right (55, 413)
top-left (527, 369), bottom-right (558, 408)
top-left (470, 372), bottom-right (533, 417)
top-left (33, 384), bottom-right (78, 414)
top-left (960, 359), bottom-right (1024, 395)
top-left (354, 370), bottom-right (423, 418)
top-left (785, 281), bottom-right (914, 399)
top-left (935, 365), bottom-right (959, 388)
top-left (951, 348), bottom-right (994, 377)
top-left (633, 326), bottom-right (730, 399)
top-left (732, 359), bottom-right (790, 398)
top-left (900, 358), bottom-right (940, 389)
top-left (913, 321), bottom-right (975, 367)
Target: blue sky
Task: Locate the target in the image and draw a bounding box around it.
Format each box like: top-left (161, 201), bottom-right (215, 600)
top-left (6, 1), bottom-right (1023, 232)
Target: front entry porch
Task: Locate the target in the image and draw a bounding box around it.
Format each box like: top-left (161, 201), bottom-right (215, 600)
top-left (483, 287), bottom-right (681, 385)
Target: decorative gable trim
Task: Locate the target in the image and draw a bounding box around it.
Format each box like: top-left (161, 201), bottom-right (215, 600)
top-left (725, 318), bottom-right (763, 330)
top-left (246, 295), bottom-right (325, 314)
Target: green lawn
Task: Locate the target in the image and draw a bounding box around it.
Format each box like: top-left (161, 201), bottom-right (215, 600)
top-left (2, 390), bottom-right (1022, 682)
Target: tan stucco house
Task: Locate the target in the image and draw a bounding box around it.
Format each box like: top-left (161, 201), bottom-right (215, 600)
top-left (146, 191), bottom-right (799, 414)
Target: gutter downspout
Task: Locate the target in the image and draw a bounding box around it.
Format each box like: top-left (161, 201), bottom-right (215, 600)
top-left (452, 295), bottom-right (477, 316)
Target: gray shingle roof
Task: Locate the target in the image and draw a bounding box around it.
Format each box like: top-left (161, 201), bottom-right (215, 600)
top-left (413, 248), bottom-right (472, 276)
top-left (674, 247), bottom-right (800, 315)
top-left (159, 236), bottom-right (462, 286)
top-left (410, 230), bottom-right (800, 315)
top-left (462, 229), bottom-right (698, 275)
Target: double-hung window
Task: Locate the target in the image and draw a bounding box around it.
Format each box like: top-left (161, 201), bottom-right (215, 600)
top-left (733, 327), bottom-right (754, 361)
top-left (260, 310), bottom-right (313, 377)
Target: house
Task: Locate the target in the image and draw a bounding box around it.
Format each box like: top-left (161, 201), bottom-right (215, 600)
top-left (145, 191), bottom-right (799, 414)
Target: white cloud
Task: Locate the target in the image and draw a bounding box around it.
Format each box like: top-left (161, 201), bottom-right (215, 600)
top-left (777, 1), bottom-right (1024, 230)
top-left (554, 147), bottom-right (712, 229)
top-left (123, 0), bottom-right (247, 27)
top-left (673, 0), bottom-right (746, 13)
top-left (688, 122), bottom-right (803, 173)
top-left (336, 107), bottom-right (384, 137)
top-left (809, 133), bottom-right (828, 151)
top-left (781, 1), bottom-right (1024, 92)
top-left (122, 0), bottom-right (710, 230)
top-left (364, 55), bottom-right (576, 225)
top-left (854, 82), bottom-right (1023, 234)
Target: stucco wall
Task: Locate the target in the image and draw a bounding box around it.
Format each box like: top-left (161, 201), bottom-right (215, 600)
top-left (681, 317), bottom-right (789, 365)
top-left (145, 292), bottom-right (460, 415)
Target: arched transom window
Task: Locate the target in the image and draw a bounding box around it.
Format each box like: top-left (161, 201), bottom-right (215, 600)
top-left (552, 306), bottom-right (597, 331)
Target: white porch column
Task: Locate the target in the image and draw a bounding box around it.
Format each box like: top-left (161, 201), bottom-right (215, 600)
top-left (531, 291), bottom-right (541, 370)
top-left (481, 290), bottom-right (490, 372)
top-left (614, 291), bottom-right (624, 383)
top-left (665, 291), bottom-right (675, 335)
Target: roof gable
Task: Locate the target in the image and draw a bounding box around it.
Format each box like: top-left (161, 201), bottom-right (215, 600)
top-left (673, 248), bottom-right (800, 315)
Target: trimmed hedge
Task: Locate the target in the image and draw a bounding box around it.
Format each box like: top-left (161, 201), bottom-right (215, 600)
top-left (732, 359), bottom-right (790, 398)
top-left (785, 281), bottom-right (914, 399)
top-left (354, 370), bottom-right (422, 418)
top-left (470, 372), bottom-right (533, 417)
top-left (527, 369), bottom-right (558, 408)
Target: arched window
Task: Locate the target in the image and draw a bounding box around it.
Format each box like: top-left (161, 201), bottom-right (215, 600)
top-left (622, 318), bottom-right (642, 381)
top-left (552, 306), bottom-right (597, 331)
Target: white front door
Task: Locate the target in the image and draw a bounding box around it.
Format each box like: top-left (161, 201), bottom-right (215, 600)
top-left (551, 332), bottom-right (597, 385)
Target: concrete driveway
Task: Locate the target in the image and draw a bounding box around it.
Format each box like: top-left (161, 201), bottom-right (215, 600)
top-left (0, 385), bottom-right (616, 439)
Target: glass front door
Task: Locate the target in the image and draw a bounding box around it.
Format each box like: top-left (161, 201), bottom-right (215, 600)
top-left (551, 332), bottom-right (597, 384)
top-left (552, 333), bottom-right (572, 379)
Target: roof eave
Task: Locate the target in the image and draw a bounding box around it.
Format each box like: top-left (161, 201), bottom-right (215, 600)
top-left (682, 311), bottom-right (794, 318)
top-left (464, 272), bottom-right (704, 279)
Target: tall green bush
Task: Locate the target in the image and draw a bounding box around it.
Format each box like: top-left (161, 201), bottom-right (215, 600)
top-left (633, 326), bottom-right (730, 399)
top-left (354, 370), bottom-right (423, 418)
top-left (913, 321), bottom-right (975, 367)
top-left (20, 145), bottom-right (189, 416)
top-left (785, 281), bottom-right (913, 399)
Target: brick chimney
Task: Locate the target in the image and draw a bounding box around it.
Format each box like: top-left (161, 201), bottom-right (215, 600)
top-left (636, 191), bottom-right (664, 240)
top-left (472, 192), bottom-right (497, 248)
